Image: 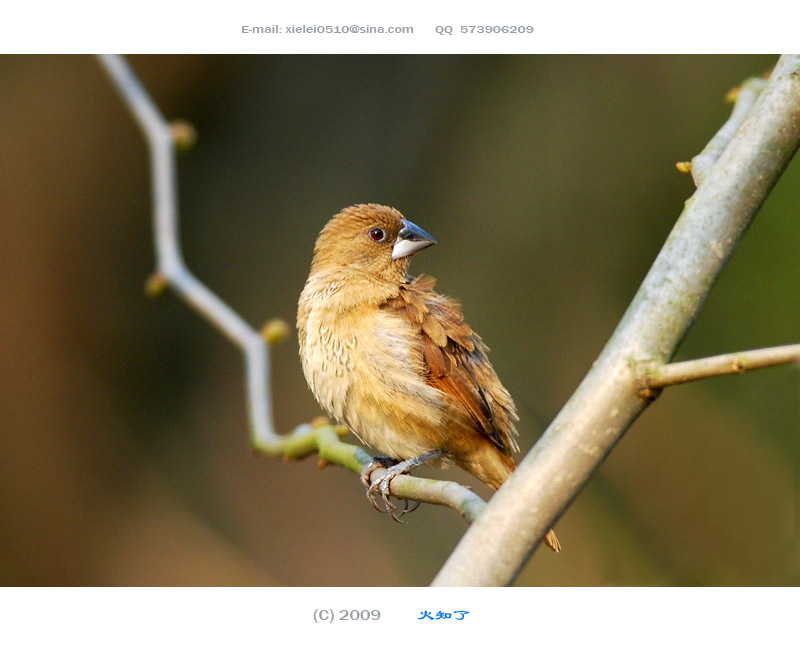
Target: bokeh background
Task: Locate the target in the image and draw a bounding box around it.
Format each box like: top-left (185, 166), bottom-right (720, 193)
top-left (1, 55), bottom-right (797, 586)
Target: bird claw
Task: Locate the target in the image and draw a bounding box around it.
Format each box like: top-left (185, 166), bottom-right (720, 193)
top-left (360, 456), bottom-right (396, 489)
top-left (399, 498), bottom-right (421, 517)
top-left (361, 456), bottom-right (398, 513)
top-left (362, 456), bottom-right (421, 523)
top-left (361, 451), bottom-right (444, 523)
top-left (366, 475), bottom-right (394, 513)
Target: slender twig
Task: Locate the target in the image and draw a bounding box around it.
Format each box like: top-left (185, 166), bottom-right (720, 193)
top-left (640, 344), bottom-right (800, 391)
top-left (96, 54), bottom-right (279, 451)
top-left (282, 421), bottom-right (488, 522)
top-left (433, 54), bottom-right (800, 586)
top-left (97, 54), bottom-right (486, 524)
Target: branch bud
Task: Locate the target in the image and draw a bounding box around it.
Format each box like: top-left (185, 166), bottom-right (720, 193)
top-left (261, 318), bottom-right (291, 346)
top-left (170, 119), bottom-right (197, 150)
top-left (144, 272), bottom-right (169, 298)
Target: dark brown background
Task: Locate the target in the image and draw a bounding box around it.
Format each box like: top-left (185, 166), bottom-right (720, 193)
top-left (1, 55), bottom-right (796, 586)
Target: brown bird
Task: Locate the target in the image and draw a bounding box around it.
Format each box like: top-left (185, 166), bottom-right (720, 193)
top-left (297, 204), bottom-right (560, 552)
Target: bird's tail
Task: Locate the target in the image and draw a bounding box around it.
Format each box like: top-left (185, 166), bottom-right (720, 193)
top-left (543, 529), bottom-right (561, 553)
top-left (458, 445), bottom-right (561, 553)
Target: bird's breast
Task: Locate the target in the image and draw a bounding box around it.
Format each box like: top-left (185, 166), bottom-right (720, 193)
top-left (299, 284), bottom-right (450, 459)
top-left (299, 308), bottom-right (355, 420)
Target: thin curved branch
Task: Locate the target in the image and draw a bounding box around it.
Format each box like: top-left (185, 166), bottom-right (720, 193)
top-left (640, 343), bottom-right (800, 391)
top-left (432, 54), bottom-right (800, 587)
top-left (279, 420), bottom-right (487, 521)
top-left (97, 54), bottom-right (486, 525)
top-left (97, 54), bottom-right (279, 451)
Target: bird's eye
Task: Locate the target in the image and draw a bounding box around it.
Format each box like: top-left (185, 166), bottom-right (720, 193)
top-left (369, 227), bottom-right (386, 242)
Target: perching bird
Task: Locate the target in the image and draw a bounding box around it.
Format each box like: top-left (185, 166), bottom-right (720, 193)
top-left (297, 204), bottom-right (560, 552)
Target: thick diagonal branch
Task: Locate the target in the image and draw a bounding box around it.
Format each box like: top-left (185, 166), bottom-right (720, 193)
top-left (433, 54), bottom-right (800, 587)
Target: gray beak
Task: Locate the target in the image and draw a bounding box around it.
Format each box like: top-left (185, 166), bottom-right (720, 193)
top-left (391, 219), bottom-right (437, 260)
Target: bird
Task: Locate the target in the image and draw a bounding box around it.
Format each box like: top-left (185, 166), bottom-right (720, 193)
top-left (297, 203), bottom-right (560, 552)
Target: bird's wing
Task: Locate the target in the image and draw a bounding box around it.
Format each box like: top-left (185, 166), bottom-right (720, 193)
top-left (384, 275), bottom-right (519, 454)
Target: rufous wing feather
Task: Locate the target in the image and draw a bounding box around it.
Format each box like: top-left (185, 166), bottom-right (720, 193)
top-left (385, 275), bottom-right (519, 456)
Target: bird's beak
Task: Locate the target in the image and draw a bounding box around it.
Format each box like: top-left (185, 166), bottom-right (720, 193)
top-left (392, 219), bottom-right (437, 260)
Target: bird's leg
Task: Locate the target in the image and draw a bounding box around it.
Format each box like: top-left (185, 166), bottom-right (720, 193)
top-left (367, 450), bottom-right (445, 522)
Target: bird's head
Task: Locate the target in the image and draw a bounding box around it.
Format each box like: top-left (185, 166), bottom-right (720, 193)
top-left (310, 204), bottom-right (436, 284)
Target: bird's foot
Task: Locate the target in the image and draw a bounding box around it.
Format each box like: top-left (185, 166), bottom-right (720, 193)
top-left (363, 450), bottom-right (445, 523)
top-left (360, 456), bottom-right (397, 490)
top-left (366, 464), bottom-right (419, 523)
top-left (361, 456), bottom-right (411, 519)
top-left (359, 456), bottom-right (410, 520)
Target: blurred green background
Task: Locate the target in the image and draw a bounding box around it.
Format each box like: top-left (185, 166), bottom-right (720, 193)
top-left (0, 55), bottom-right (796, 586)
